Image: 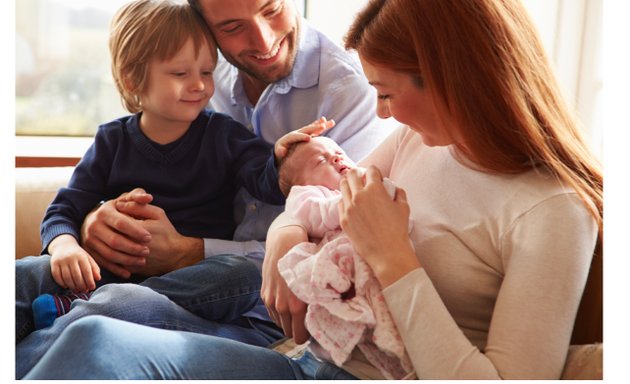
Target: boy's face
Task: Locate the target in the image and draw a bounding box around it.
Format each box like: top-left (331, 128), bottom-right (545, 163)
top-left (291, 137), bottom-right (356, 191)
top-left (196, 0), bottom-right (299, 84)
top-left (140, 38), bottom-right (215, 131)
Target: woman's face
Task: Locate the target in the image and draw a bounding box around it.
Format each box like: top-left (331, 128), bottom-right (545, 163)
top-left (359, 56), bottom-right (453, 147)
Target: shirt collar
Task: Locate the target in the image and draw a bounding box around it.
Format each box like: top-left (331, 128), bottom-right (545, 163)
top-left (274, 20), bottom-right (320, 93)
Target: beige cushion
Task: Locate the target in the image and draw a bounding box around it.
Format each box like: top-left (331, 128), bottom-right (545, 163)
top-left (272, 338), bottom-right (603, 379)
top-left (561, 343), bottom-right (603, 380)
top-left (15, 167), bottom-right (74, 259)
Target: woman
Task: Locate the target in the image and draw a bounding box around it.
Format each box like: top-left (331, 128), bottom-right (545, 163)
top-left (23, 0), bottom-right (602, 379)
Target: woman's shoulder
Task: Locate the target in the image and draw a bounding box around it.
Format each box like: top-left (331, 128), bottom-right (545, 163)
top-left (510, 167), bottom-right (579, 206)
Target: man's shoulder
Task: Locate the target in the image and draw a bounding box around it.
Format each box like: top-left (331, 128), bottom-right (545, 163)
top-left (301, 23), bottom-right (365, 80)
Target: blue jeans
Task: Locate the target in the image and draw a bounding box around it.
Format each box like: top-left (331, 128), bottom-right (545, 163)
top-left (16, 254), bottom-right (283, 379)
top-left (23, 316), bottom-right (357, 380)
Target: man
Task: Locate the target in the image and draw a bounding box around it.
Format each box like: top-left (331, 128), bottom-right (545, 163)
top-left (16, 0), bottom-right (392, 378)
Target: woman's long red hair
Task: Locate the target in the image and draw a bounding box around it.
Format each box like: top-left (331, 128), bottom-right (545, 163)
top-left (346, 0), bottom-right (602, 344)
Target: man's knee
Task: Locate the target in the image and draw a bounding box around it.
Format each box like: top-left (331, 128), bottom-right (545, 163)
top-left (93, 283), bottom-right (156, 299)
top-left (61, 315), bottom-right (111, 347)
top-left (76, 284), bottom-right (169, 316)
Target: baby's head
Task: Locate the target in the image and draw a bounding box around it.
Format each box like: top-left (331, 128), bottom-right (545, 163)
top-left (109, 0), bottom-right (217, 113)
top-left (278, 136), bottom-right (357, 196)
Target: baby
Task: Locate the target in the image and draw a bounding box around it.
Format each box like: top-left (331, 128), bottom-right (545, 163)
top-left (277, 136), bottom-right (412, 380)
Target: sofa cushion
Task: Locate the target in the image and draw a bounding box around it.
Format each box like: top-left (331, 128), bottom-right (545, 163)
top-left (15, 167), bottom-right (73, 259)
top-left (561, 343), bottom-right (603, 380)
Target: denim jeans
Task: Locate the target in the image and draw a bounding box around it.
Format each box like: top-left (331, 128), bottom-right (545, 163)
top-left (23, 316), bottom-right (357, 380)
top-left (16, 254), bottom-right (283, 379)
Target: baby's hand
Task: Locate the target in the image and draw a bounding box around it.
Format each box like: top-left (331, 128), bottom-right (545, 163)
top-left (49, 234), bottom-right (101, 292)
top-left (274, 117), bottom-right (335, 159)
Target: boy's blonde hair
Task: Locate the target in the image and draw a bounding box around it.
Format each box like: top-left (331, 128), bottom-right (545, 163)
top-left (109, 0), bottom-right (217, 113)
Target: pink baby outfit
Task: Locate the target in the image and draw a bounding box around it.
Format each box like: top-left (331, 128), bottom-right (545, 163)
top-left (278, 182), bottom-right (413, 379)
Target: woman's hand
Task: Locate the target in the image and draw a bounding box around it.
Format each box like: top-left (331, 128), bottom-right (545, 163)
top-left (274, 117), bottom-right (335, 160)
top-left (339, 166), bottom-right (420, 288)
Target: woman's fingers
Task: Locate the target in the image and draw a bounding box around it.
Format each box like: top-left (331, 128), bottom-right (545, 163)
top-left (363, 165), bottom-right (384, 185)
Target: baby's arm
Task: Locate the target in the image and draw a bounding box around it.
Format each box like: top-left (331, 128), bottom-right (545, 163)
top-left (48, 234), bottom-right (101, 292)
top-left (285, 185), bottom-right (342, 239)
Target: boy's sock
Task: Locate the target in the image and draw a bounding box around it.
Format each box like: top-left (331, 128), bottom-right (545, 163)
top-left (32, 292), bottom-right (92, 330)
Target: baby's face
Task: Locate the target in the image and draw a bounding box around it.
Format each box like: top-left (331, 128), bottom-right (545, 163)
top-left (291, 137), bottom-right (356, 190)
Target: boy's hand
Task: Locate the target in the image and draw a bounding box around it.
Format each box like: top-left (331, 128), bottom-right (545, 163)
top-left (274, 117), bottom-right (335, 160)
top-left (81, 188), bottom-right (154, 278)
top-left (49, 234), bottom-right (101, 292)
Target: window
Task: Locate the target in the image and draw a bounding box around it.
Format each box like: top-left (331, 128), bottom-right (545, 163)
top-left (16, 0), bottom-right (131, 138)
top-left (15, 0), bottom-right (602, 158)
top-left (308, 0), bottom-right (603, 159)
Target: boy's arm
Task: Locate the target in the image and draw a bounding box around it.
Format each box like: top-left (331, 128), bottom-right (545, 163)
top-left (41, 127), bottom-right (114, 255)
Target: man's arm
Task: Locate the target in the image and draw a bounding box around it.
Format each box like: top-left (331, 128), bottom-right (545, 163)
top-left (121, 199), bottom-right (204, 276)
top-left (81, 189), bottom-right (203, 278)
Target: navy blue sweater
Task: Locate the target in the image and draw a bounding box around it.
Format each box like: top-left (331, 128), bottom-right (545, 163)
top-left (41, 110), bottom-right (284, 253)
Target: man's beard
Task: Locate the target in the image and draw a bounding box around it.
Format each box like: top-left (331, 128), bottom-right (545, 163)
top-left (222, 19), bottom-right (300, 84)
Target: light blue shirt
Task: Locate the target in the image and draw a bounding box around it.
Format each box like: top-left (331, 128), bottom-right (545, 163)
top-left (204, 20), bottom-right (396, 262)
top-left (209, 21), bottom-right (393, 161)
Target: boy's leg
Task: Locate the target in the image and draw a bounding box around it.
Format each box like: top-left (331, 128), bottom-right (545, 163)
top-left (17, 255), bottom-right (131, 338)
top-left (139, 254), bottom-right (263, 322)
top-left (31, 291), bottom-right (92, 330)
top-left (16, 255), bottom-right (63, 342)
top-left (16, 283), bottom-right (280, 379)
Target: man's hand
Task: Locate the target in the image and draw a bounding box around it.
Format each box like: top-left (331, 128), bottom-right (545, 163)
top-left (116, 200), bottom-right (204, 276)
top-left (81, 189), bottom-right (154, 278)
top-left (262, 224), bottom-right (310, 344)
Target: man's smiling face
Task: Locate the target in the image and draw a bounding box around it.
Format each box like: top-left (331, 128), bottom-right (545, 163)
top-left (197, 0), bottom-right (300, 84)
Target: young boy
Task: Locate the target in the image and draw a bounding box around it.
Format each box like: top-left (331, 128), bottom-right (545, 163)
top-left (276, 137), bottom-right (412, 379)
top-left (29, 0), bottom-right (301, 330)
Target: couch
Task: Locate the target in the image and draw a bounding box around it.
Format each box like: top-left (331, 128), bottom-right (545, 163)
top-left (14, 166), bottom-right (603, 379)
top-left (15, 167), bottom-right (75, 259)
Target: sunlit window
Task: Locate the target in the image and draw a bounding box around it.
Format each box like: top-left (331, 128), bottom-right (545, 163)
top-left (15, 0), bottom-right (602, 159)
top-left (16, 0), bottom-right (132, 137)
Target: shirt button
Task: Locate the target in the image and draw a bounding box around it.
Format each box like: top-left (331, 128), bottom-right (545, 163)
top-left (249, 204), bottom-right (257, 211)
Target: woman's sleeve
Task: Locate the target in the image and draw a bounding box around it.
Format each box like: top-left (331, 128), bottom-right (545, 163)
top-left (382, 193), bottom-right (598, 379)
top-left (356, 125), bottom-right (406, 176)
